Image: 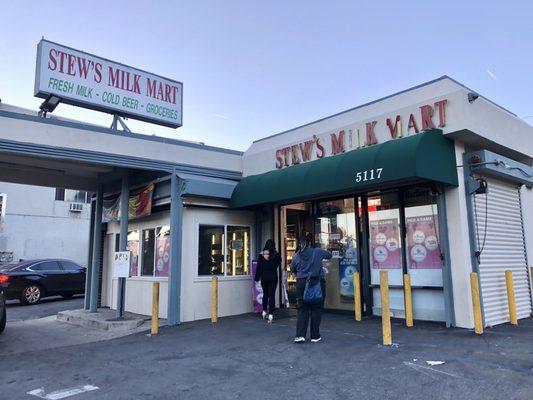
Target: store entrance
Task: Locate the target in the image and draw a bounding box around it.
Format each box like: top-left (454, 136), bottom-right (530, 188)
top-left (279, 185), bottom-right (446, 322)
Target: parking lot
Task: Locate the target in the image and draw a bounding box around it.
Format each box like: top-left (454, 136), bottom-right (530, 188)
top-left (1, 307), bottom-right (533, 400)
top-left (6, 295), bottom-right (84, 322)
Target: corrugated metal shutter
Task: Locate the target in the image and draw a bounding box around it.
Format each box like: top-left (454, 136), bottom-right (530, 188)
top-left (474, 178), bottom-right (531, 327)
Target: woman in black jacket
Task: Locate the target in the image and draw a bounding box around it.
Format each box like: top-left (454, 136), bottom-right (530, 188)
top-left (254, 239), bottom-right (281, 323)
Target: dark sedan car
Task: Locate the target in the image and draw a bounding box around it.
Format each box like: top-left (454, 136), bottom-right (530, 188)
top-left (0, 259), bottom-right (86, 305)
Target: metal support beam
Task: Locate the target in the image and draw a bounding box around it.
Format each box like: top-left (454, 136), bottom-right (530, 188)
top-left (437, 186), bottom-right (456, 327)
top-left (89, 185), bottom-right (104, 313)
top-left (84, 199), bottom-right (96, 310)
top-left (117, 171), bottom-right (129, 317)
top-left (167, 171), bottom-right (184, 325)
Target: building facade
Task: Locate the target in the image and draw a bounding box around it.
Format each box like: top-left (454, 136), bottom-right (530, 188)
top-left (0, 182), bottom-right (91, 266)
top-left (0, 76), bottom-right (531, 330)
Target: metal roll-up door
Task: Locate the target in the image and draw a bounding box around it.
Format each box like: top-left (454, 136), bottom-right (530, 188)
top-left (474, 178), bottom-right (531, 326)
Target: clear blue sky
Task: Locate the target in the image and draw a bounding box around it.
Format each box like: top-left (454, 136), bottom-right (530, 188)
top-left (1, 1), bottom-right (532, 151)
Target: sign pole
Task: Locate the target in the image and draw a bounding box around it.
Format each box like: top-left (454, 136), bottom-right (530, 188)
top-left (117, 171), bottom-right (129, 318)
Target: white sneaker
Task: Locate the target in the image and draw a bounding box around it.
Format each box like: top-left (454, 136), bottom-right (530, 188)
top-left (262, 311), bottom-right (267, 320)
top-left (294, 337), bottom-right (305, 343)
top-left (268, 314), bottom-right (273, 323)
top-left (311, 337), bottom-right (322, 343)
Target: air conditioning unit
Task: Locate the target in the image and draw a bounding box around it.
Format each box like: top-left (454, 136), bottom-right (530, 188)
top-left (69, 203), bottom-right (84, 213)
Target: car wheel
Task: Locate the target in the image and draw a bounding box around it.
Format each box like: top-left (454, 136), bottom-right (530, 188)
top-left (61, 293), bottom-right (74, 299)
top-left (21, 284), bottom-right (42, 305)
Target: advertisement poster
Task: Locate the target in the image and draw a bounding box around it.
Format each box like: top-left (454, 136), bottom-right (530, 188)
top-left (127, 235), bottom-right (140, 277)
top-left (339, 245), bottom-right (358, 301)
top-left (369, 218), bottom-right (401, 269)
top-left (251, 260), bottom-right (263, 313)
top-left (406, 215), bottom-right (441, 269)
top-left (155, 231), bottom-right (170, 277)
top-left (103, 183), bottom-right (154, 223)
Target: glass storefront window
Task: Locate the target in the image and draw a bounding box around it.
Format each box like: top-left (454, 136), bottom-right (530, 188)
top-left (155, 226), bottom-right (170, 277)
top-left (314, 198), bottom-right (358, 311)
top-left (367, 192), bottom-right (403, 286)
top-left (226, 226), bottom-right (250, 276)
top-left (141, 229), bottom-right (155, 276)
top-left (404, 187), bottom-right (443, 287)
top-left (198, 225), bottom-right (225, 276)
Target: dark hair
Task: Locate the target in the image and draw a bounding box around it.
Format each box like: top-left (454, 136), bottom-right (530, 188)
top-left (263, 239), bottom-right (277, 255)
top-left (298, 235), bottom-right (311, 251)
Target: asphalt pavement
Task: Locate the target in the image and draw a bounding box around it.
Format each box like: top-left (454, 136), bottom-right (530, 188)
top-left (1, 311), bottom-right (532, 400)
top-left (6, 295), bottom-right (85, 322)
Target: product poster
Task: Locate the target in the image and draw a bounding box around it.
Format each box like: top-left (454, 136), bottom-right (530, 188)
top-left (369, 218), bottom-right (401, 269)
top-left (251, 260), bottom-right (263, 313)
top-left (155, 234), bottom-right (170, 277)
top-left (406, 215), bottom-right (441, 269)
top-left (127, 239), bottom-right (139, 277)
top-left (339, 245), bottom-right (358, 301)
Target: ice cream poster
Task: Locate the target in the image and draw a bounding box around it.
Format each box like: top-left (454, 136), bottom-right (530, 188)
top-left (369, 218), bottom-right (401, 269)
top-left (155, 234), bottom-right (170, 277)
top-left (406, 215), bottom-right (441, 269)
top-left (339, 245), bottom-right (358, 301)
top-left (251, 260), bottom-right (263, 313)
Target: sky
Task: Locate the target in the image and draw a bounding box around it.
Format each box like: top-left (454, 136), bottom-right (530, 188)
top-left (1, 1), bottom-right (532, 151)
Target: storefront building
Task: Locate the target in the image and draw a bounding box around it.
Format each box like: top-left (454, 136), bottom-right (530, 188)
top-left (230, 76), bottom-right (533, 329)
top-left (8, 77), bottom-right (533, 328)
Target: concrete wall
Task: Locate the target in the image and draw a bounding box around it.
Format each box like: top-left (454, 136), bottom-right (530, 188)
top-left (0, 182), bottom-right (90, 265)
top-left (103, 205), bottom-right (256, 322)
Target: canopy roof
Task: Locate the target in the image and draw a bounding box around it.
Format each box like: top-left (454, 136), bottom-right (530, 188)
top-left (230, 129), bottom-right (458, 208)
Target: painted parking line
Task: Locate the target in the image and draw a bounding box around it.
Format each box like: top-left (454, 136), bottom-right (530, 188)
top-left (27, 385), bottom-right (99, 399)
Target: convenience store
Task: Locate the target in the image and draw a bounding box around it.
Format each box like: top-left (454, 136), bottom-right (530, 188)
top-left (230, 76), bottom-right (533, 328)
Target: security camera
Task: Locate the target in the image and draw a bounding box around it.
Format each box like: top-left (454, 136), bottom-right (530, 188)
top-left (468, 92), bottom-right (479, 103)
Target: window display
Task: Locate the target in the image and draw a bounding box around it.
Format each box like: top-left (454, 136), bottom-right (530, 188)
top-left (226, 226), bottom-right (250, 276)
top-left (141, 229), bottom-right (155, 276)
top-left (127, 231), bottom-right (140, 277)
top-left (155, 226), bottom-right (170, 277)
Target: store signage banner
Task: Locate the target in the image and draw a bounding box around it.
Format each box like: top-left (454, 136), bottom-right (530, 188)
top-left (155, 230), bottom-right (170, 277)
top-left (405, 215), bottom-right (441, 269)
top-left (112, 251), bottom-right (131, 278)
top-left (369, 219), bottom-right (402, 269)
top-left (35, 39), bottom-right (183, 128)
top-left (102, 183), bottom-right (154, 223)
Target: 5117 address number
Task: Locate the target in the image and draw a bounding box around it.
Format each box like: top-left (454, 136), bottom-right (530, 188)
top-left (356, 168), bottom-right (383, 183)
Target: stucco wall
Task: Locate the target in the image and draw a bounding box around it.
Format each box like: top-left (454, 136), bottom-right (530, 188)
top-left (0, 182), bottom-right (90, 265)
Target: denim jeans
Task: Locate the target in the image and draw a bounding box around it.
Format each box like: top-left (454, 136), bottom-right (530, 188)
top-left (295, 278), bottom-right (325, 339)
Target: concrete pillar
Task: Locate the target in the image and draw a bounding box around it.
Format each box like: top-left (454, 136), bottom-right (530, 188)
top-left (117, 172), bottom-right (129, 317)
top-left (167, 171), bottom-right (184, 325)
top-left (89, 185), bottom-right (104, 313)
top-left (84, 199), bottom-right (96, 310)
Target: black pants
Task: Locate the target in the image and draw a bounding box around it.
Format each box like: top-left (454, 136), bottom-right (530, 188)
top-left (296, 278), bottom-right (325, 339)
top-left (261, 280), bottom-right (277, 314)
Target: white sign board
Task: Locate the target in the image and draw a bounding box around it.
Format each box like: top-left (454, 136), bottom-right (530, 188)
top-left (35, 39), bottom-right (183, 128)
top-left (113, 251), bottom-right (131, 278)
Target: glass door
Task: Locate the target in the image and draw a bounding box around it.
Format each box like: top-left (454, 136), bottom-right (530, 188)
top-left (314, 198), bottom-right (358, 311)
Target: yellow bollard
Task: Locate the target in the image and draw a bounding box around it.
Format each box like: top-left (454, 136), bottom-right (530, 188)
top-left (353, 271), bottom-right (362, 321)
top-left (404, 274), bottom-right (413, 327)
top-left (380, 270), bottom-right (392, 346)
top-left (470, 272), bottom-right (483, 334)
top-left (151, 281), bottom-right (160, 335)
top-left (211, 276), bottom-right (218, 324)
top-left (505, 270), bottom-right (518, 325)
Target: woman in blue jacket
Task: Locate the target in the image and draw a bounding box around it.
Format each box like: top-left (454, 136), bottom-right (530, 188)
top-left (254, 239), bottom-right (281, 323)
top-left (291, 235), bottom-right (332, 343)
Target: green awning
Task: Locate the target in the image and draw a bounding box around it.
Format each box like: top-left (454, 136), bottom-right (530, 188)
top-left (230, 129), bottom-right (458, 208)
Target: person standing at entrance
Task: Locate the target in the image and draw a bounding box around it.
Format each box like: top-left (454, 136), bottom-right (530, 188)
top-left (254, 239), bottom-right (281, 323)
top-left (291, 236), bottom-right (332, 343)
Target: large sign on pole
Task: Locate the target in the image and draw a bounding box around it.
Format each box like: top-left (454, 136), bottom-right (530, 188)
top-left (34, 39), bottom-right (183, 128)
top-left (113, 251), bottom-right (131, 278)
